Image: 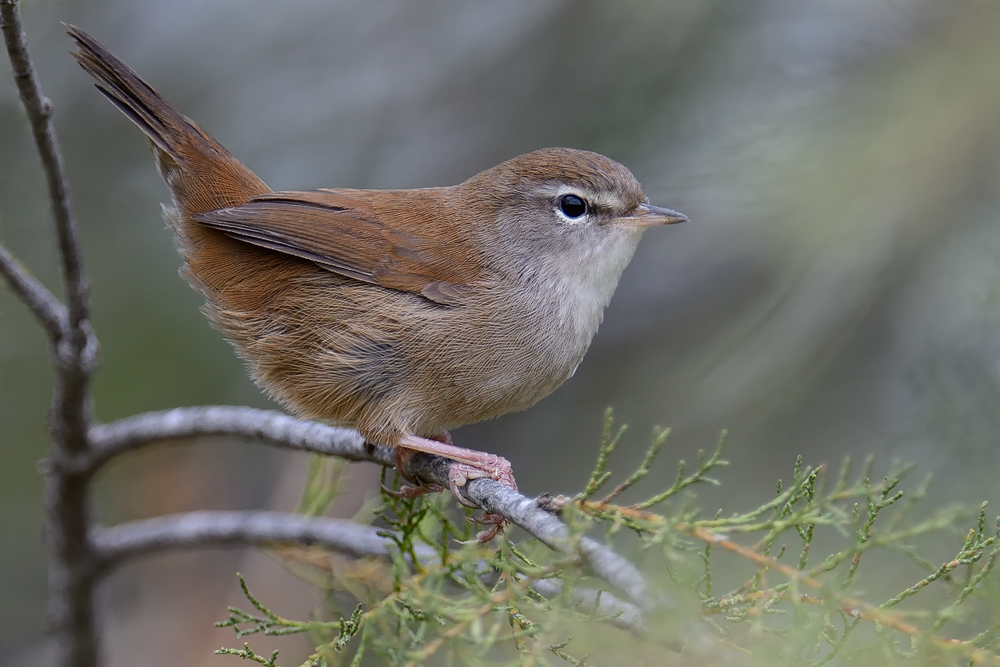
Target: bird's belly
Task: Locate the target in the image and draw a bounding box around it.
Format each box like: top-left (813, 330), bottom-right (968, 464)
top-left (401, 288), bottom-right (601, 434)
top-left (216, 275), bottom-right (601, 442)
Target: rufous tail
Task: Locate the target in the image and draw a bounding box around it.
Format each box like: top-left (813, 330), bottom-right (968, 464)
top-left (68, 26), bottom-right (269, 215)
top-left (68, 26), bottom-right (280, 307)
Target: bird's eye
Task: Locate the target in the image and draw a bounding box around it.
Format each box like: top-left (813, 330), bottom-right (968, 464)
top-left (559, 194), bottom-right (588, 219)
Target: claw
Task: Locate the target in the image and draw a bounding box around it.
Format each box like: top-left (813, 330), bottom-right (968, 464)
top-left (449, 476), bottom-right (479, 509)
top-left (475, 520), bottom-right (506, 543)
top-left (447, 460), bottom-right (515, 542)
top-left (456, 513), bottom-right (507, 543)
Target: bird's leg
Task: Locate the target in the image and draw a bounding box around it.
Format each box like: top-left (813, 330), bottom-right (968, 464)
top-left (398, 433), bottom-right (517, 499)
top-left (392, 433), bottom-right (517, 542)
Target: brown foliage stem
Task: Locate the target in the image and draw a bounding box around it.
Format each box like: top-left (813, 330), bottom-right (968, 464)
top-left (689, 526), bottom-right (1000, 665)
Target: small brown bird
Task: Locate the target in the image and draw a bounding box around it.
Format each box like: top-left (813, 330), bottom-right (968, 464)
top-left (69, 27), bottom-right (685, 536)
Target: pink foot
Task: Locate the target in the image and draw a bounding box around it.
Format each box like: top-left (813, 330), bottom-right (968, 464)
top-left (467, 510), bottom-right (508, 543)
top-left (445, 460), bottom-right (516, 507)
top-left (395, 433), bottom-right (518, 542)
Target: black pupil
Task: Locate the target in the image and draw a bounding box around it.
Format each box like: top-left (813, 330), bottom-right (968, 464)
top-left (560, 194), bottom-right (587, 218)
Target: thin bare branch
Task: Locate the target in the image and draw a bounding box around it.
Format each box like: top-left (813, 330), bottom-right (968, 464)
top-left (3, 6), bottom-right (98, 666)
top-left (92, 511), bottom-right (429, 571)
top-left (0, 241), bottom-right (66, 335)
top-left (93, 511), bottom-right (648, 635)
top-left (2, 1), bottom-right (97, 462)
top-left (1, 0), bottom-right (89, 332)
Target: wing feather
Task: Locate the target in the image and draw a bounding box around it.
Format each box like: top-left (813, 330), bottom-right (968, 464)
top-left (191, 189), bottom-right (482, 305)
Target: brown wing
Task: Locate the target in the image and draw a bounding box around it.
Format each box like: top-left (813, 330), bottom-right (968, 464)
top-left (191, 189), bottom-right (482, 305)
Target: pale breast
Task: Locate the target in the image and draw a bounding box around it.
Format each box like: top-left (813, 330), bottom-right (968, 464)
top-left (394, 228), bottom-right (643, 436)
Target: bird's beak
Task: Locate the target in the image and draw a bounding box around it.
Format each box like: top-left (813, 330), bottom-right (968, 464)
top-left (619, 203), bottom-right (688, 227)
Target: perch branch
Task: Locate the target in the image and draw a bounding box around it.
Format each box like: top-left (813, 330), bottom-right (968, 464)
top-left (411, 452), bottom-right (658, 612)
top-left (85, 406), bottom-right (381, 472)
top-left (87, 406), bottom-right (654, 611)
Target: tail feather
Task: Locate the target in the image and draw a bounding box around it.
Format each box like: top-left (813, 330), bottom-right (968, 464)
top-left (67, 26), bottom-right (270, 214)
top-left (69, 25), bottom-right (190, 157)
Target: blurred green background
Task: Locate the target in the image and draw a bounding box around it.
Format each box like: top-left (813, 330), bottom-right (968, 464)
top-left (3, 1), bottom-right (1000, 664)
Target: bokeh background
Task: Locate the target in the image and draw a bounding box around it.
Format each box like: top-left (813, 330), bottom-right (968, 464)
top-left (3, 0), bottom-right (1000, 664)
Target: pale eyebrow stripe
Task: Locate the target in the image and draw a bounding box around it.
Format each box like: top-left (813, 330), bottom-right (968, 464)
top-left (533, 184), bottom-right (623, 211)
